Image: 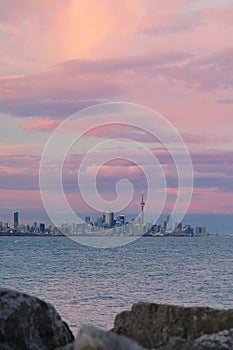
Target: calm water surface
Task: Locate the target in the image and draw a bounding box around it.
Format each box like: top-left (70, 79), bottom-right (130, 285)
top-left (0, 236), bottom-right (233, 334)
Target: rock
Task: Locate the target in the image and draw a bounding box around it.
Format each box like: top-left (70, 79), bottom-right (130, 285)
top-left (112, 302), bottom-right (233, 349)
top-left (192, 328), bottom-right (233, 350)
top-left (57, 325), bottom-right (146, 350)
top-left (0, 288), bottom-right (74, 350)
top-left (56, 343), bottom-right (75, 350)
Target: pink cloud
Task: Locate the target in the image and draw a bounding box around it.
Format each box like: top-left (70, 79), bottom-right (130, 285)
top-left (1, 0), bottom-right (233, 217)
top-left (0, 155), bottom-right (39, 169)
top-left (203, 4), bottom-right (233, 26)
top-left (90, 163), bottom-right (142, 180)
top-left (0, 50), bottom-right (192, 102)
top-left (0, 0), bottom-right (232, 78)
top-left (0, 0), bottom-right (65, 23)
top-left (85, 123), bottom-right (157, 143)
top-left (140, 8), bottom-right (203, 37)
top-left (0, 143), bottom-right (38, 156)
top-left (87, 125), bottom-right (233, 146)
top-left (0, 147), bottom-right (233, 216)
top-left (190, 188), bottom-right (233, 214)
top-left (0, 189), bottom-right (42, 209)
top-left (20, 118), bottom-right (59, 132)
top-left (182, 133), bottom-right (233, 144)
top-left (0, 48), bottom-right (232, 138)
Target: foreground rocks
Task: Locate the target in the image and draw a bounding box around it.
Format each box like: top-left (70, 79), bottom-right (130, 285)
top-left (59, 324), bottom-right (233, 350)
top-left (192, 328), bottom-right (233, 350)
top-left (58, 325), bottom-right (146, 350)
top-left (1, 288), bottom-right (233, 350)
top-left (0, 288), bottom-right (74, 350)
top-left (113, 302), bottom-right (233, 349)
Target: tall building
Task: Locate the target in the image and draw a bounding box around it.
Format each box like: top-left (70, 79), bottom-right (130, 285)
top-left (117, 214), bottom-right (125, 225)
top-left (176, 222), bottom-right (182, 231)
top-left (105, 211), bottom-right (114, 228)
top-left (140, 193), bottom-right (145, 225)
top-left (195, 227), bottom-right (206, 236)
top-left (39, 223), bottom-right (45, 232)
top-left (165, 215), bottom-right (173, 232)
top-left (85, 216), bottom-right (91, 224)
top-left (166, 215), bottom-right (173, 232)
top-left (96, 216), bottom-right (104, 228)
top-left (14, 211), bottom-right (19, 230)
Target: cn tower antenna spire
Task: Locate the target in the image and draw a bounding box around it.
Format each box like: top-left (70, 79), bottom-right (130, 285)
top-left (140, 191), bottom-right (145, 225)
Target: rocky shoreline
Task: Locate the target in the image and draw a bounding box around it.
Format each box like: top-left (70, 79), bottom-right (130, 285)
top-left (0, 288), bottom-right (233, 350)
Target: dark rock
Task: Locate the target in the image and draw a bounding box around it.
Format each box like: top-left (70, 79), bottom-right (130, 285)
top-left (112, 302), bottom-right (233, 349)
top-left (0, 288), bottom-right (74, 350)
top-left (57, 325), bottom-right (146, 350)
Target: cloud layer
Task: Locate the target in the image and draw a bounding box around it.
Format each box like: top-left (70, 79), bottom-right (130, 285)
top-left (0, 0), bottom-right (233, 223)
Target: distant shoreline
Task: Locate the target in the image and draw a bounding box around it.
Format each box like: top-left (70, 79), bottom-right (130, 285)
top-left (0, 232), bottom-right (64, 237)
top-left (0, 232), bottom-right (231, 238)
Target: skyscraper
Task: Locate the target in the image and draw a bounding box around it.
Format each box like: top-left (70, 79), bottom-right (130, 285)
top-left (117, 214), bottom-right (125, 225)
top-left (14, 211), bottom-right (19, 230)
top-left (166, 215), bottom-right (173, 232)
top-left (140, 193), bottom-right (145, 225)
top-left (105, 211), bottom-right (114, 228)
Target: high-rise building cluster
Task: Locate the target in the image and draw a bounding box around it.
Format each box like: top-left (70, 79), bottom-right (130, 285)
top-left (0, 211), bottom-right (51, 235)
top-left (0, 204), bottom-right (208, 237)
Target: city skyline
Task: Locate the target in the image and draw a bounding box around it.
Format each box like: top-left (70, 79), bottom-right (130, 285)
top-left (0, 1), bottom-right (233, 232)
top-left (0, 208), bottom-right (208, 237)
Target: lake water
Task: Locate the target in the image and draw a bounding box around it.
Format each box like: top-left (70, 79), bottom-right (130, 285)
top-left (0, 235), bottom-right (233, 334)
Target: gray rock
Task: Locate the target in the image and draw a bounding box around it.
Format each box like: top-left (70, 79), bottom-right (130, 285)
top-left (56, 343), bottom-right (75, 350)
top-left (57, 325), bottom-right (146, 350)
top-left (192, 328), bottom-right (233, 350)
top-left (0, 288), bottom-right (74, 350)
top-left (112, 302), bottom-right (233, 349)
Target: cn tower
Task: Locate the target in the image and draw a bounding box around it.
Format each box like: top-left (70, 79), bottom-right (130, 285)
top-left (140, 193), bottom-right (145, 225)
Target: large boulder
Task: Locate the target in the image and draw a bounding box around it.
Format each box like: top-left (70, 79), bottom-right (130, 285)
top-left (57, 325), bottom-right (146, 350)
top-left (112, 302), bottom-right (233, 349)
top-left (0, 288), bottom-right (74, 350)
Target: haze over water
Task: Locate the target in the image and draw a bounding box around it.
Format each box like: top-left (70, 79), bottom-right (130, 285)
top-left (1, 235), bottom-right (233, 333)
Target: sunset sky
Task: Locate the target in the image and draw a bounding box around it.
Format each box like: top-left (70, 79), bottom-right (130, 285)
top-left (1, 0), bottom-right (233, 232)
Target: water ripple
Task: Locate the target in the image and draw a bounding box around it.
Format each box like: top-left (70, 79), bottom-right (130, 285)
top-left (0, 236), bottom-right (233, 333)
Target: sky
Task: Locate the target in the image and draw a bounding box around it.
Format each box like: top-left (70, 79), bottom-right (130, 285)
top-left (0, 0), bottom-right (233, 232)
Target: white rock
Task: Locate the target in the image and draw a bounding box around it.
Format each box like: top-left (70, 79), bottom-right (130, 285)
top-left (59, 325), bottom-right (146, 350)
